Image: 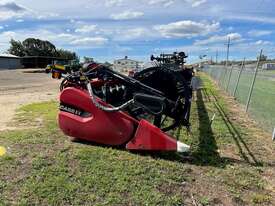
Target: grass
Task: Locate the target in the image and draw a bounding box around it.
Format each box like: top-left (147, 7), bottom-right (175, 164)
top-left (0, 73), bottom-right (274, 205)
top-left (206, 66), bottom-right (275, 132)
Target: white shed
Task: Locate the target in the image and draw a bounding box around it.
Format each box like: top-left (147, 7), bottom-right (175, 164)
top-left (0, 54), bottom-right (22, 70)
top-left (262, 63), bottom-right (275, 70)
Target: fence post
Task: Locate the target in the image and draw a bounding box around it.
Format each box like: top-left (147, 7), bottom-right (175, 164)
top-left (245, 49), bottom-right (262, 113)
top-left (226, 65), bottom-right (234, 92)
top-left (233, 58), bottom-right (246, 97)
top-left (220, 66), bottom-right (226, 88)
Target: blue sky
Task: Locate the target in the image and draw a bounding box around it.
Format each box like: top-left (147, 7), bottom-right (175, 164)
top-left (0, 0), bottom-right (275, 63)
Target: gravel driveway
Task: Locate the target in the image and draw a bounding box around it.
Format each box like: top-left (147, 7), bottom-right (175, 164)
top-left (0, 69), bottom-right (60, 131)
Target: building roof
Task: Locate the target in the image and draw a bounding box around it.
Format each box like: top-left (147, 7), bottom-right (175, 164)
top-left (114, 58), bottom-right (138, 62)
top-left (0, 53), bottom-right (20, 58)
top-left (114, 56), bottom-right (140, 63)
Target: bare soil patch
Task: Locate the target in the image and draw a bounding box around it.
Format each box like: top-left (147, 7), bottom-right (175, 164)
top-left (0, 69), bottom-right (60, 131)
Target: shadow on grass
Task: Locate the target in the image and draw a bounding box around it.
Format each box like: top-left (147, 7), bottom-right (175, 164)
top-left (209, 90), bottom-right (262, 166)
top-left (70, 75), bottom-right (261, 167)
top-left (128, 87), bottom-right (225, 167)
top-left (190, 88), bottom-right (221, 166)
top-left (144, 86), bottom-right (262, 167)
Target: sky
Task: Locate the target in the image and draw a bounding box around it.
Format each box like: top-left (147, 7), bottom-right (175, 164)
top-left (0, 0), bottom-right (275, 63)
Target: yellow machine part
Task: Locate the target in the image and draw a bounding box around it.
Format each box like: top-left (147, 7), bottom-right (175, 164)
top-left (0, 146), bottom-right (6, 156)
top-left (55, 64), bottom-right (65, 71)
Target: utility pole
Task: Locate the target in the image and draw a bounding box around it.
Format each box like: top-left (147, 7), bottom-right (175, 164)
top-left (221, 37), bottom-right (233, 88)
top-left (225, 37), bottom-right (232, 67)
top-left (216, 50), bottom-right (218, 64)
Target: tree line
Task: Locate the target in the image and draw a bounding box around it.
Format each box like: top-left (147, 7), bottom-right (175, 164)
top-left (8, 38), bottom-right (78, 60)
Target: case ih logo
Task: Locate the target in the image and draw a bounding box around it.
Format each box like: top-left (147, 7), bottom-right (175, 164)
top-left (60, 104), bottom-right (82, 116)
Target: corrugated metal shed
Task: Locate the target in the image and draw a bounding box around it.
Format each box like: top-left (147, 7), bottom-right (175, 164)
top-left (0, 53), bottom-right (22, 70)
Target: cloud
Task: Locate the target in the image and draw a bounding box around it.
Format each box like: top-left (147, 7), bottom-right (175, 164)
top-left (154, 20), bottom-right (220, 38)
top-left (0, 28), bottom-right (108, 51)
top-left (254, 40), bottom-right (272, 46)
top-left (115, 27), bottom-right (149, 40)
top-left (0, 1), bottom-right (26, 12)
top-left (248, 30), bottom-right (272, 37)
top-left (110, 10), bottom-right (144, 20)
top-left (75, 25), bottom-right (97, 33)
top-left (224, 15), bottom-right (275, 25)
top-left (185, 0), bottom-right (207, 7)
top-left (148, 0), bottom-right (175, 7)
top-left (194, 33), bottom-right (242, 45)
top-left (148, 0), bottom-right (206, 7)
top-left (0, 1), bottom-right (29, 21)
top-left (105, 0), bottom-right (124, 7)
top-left (70, 37), bottom-right (108, 46)
top-left (16, 19), bottom-right (24, 22)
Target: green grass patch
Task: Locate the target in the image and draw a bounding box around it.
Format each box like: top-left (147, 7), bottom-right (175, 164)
top-left (0, 73), bottom-right (273, 205)
top-left (206, 66), bottom-right (275, 132)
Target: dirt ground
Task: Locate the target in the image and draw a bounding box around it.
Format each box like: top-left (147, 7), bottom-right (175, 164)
top-left (0, 69), bottom-right (60, 131)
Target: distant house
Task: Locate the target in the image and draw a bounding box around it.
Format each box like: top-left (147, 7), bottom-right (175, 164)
top-left (113, 56), bottom-right (142, 73)
top-left (262, 63), bottom-right (275, 70)
top-left (0, 54), bottom-right (22, 70)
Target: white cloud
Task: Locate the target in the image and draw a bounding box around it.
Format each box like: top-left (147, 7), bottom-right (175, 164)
top-left (0, 1), bottom-right (30, 21)
top-left (0, 1), bottom-right (60, 21)
top-left (75, 25), bottom-right (97, 33)
top-left (70, 37), bottom-right (108, 46)
top-left (185, 0), bottom-right (207, 7)
top-left (254, 40), bottom-right (272, 46)
top-left (248, 30), bottom-right (272, 37)
top-left (154, 20), bottom-right (220, 38)
top-left (105, 0), bottom-right (124, 7)
top-left (110, 10), bottom-right (144, 20)
top-left (115, 27), bottom-right (149, 40)
top-left (148, 0), bottom-right (175, 7)
top-left (0, 1), bottom-right (26, 12)
top-left (0, 28), bottom-right (108, 51)
top-left (225, 15), bottom-right (275, 25)
top-left (194, 33), bottom-right (242, 45)
top-left (56, 33), bottom-right (75, 40)
top-left (16, 19), bottom-right (24, 22)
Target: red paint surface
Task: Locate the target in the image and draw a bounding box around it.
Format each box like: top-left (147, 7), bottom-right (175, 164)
top-left (126, 119), bottom-right (177, 151)
top-left (59, 87), bottom-right (137, 145)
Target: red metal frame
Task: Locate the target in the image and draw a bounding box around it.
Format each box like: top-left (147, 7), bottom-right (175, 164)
top-left (58, 87), bottom-right (190, 152)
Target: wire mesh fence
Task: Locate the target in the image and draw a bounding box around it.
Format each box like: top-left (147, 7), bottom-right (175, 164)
top-left (203, 63), bottom-right (275, 133)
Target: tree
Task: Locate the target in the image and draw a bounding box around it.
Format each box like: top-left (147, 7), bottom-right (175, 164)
top-left (259, 54), bottom-right (267, 61)
top-left (83, 56), bottom-right (94, 63)
top-left (56, 49), bottom-right (78, 60)
top-left (7, 38), bottom-right (77, 59)
top-left (8, 39), bottom-right (25, 57)
top-left (21, 38), bottom-right (57, 56)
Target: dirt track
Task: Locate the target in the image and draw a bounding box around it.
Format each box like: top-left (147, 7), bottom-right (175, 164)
top-left (0, 69), bottom-right (60, 131)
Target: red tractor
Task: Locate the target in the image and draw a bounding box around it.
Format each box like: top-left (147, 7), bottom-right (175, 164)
top-left (51, 52), bottom-right (193, 152)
